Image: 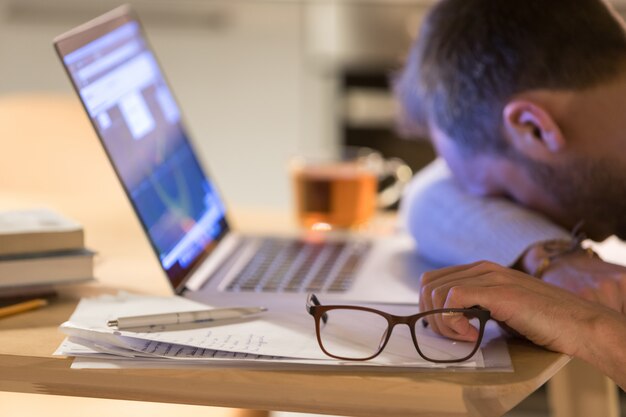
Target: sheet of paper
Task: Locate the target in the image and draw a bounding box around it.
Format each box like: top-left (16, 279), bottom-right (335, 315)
top-left (58, 293), bottom-right (511, 369)
top-left (67, 357), bottom-right (475, 371)
top-left (60, 293), bottom-right (332, 360)
top-left (58, 336), bottom-right (481, 371)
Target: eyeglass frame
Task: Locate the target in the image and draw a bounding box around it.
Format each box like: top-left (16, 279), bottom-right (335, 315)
top-left (305, 293), bottom-right (491, 363)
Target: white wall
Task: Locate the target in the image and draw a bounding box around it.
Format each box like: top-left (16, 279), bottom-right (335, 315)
top-left (0, 0), bottom-right (308, 210)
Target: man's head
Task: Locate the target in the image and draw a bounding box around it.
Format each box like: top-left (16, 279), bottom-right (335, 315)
top-left (396, 0), bottom-right (626, 240)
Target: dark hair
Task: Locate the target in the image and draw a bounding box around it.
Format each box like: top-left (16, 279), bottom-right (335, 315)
top-left (395, 0), bottom-right (626, 154)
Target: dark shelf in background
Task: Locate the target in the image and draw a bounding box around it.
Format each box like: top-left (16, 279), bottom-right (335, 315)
top-left (340, 68), bottom-right (436, 175)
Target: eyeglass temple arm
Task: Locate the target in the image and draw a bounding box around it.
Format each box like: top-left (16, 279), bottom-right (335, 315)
top-left (306, 293), bottom-right (328, 324)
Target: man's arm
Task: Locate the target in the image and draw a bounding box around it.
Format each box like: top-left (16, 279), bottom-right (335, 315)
top-left (403, 160), bottom-right (626, 313)
top-left (399, 159), bottom-right (570, 266)
top-left (420, 262), bottom-right (626, 391)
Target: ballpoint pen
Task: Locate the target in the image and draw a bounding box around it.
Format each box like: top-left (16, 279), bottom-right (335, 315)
top-left (106, 306), bottom-right (268, 329)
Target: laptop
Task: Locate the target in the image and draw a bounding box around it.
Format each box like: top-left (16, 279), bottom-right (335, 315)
top-left (53, 5), bottom-right (430, 307)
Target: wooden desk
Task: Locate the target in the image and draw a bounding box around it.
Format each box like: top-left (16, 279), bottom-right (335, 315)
top-left (0, 93), bottom-right (580, 417)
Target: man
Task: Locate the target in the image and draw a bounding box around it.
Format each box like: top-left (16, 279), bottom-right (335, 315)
top-left (395, 0), bottom-right (626, 312)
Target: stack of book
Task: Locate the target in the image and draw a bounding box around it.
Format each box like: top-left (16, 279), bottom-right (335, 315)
top-left (0, 209), bottom-right (95, 299)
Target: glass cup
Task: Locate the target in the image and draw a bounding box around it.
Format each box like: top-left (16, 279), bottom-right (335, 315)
top-left (290, 148), bottom-right (412, 230)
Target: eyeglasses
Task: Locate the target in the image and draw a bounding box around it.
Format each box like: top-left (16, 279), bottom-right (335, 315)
top-left (305, 294), bottom-right (491, 363)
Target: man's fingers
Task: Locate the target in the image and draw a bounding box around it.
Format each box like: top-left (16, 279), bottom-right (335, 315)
top-left (443, 284), bottom-right (489, 310)
top-left (423, 269), bottom-right (517, 310)
top-left (419, 281), bottom-right (442, 334)
top-left (421, 262), bottom-right (511, 310)
top-left (422, 277), bottom-right (502, 340)
top-left (441, 313), bottom-right (479, 342)
top-left (420, 261), bottom-right (494, 286)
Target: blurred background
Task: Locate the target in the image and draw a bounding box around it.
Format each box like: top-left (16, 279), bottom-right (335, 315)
top-left (1, 0), bottom-right (625, 416)
top-left (0, 0), bottom-right (439, 211)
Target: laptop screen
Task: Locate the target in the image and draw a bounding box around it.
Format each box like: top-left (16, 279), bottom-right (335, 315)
top-left (56, 12), bottom-right (229, 291)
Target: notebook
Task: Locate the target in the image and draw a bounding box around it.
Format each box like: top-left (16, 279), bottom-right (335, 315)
top-left (53, 5), bottom-right (432, 307)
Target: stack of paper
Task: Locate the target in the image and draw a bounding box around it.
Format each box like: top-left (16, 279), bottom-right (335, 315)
top-left (56, 293), bottom-right (512, 370)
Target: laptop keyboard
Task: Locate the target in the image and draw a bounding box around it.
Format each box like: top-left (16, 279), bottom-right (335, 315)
top-left (225, 238), bottom-right (370, 293)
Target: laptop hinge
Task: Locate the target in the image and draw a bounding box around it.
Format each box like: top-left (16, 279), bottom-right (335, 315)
top-left (184, 233), bottom-right (242, 292)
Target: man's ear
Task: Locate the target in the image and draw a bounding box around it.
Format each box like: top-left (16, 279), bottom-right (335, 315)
top-left (502, 100), bottom-right (566, 160)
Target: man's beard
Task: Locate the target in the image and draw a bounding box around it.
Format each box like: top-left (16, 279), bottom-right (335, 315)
top-left (522, 156), bottom-right (626, 241)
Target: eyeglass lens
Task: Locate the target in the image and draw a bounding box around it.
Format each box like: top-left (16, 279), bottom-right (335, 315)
top-left (414, 314), bottom-right (482, 362)
top-left (317, 308), bottom-right (389, 360)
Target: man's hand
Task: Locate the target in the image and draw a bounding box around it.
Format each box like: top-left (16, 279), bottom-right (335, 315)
top-left (419, 261), bottom-right (610, 356)
top-left (520, 243), bottom-right (626, 313)
top-left (419, 262), bottom-right (626, 390)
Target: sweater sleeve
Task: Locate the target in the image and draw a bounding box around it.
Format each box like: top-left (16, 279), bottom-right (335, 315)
top-left (398, 159), bottom-right (571, 266)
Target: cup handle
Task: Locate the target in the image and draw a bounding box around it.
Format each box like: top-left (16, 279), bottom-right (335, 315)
top-left (377, 157), bottom-right (413, 209)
